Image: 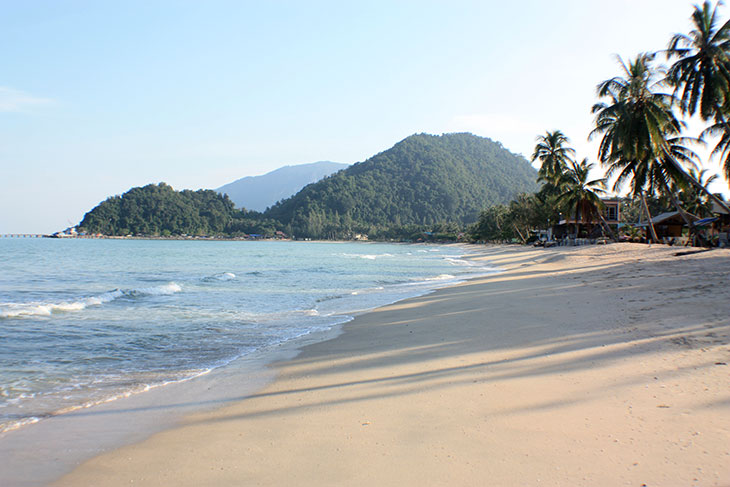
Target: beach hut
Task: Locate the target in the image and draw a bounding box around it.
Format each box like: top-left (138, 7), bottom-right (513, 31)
top-left (633, 211), bottom-right (690, 243)
top-left (550, 198), bottom-right (620, 241)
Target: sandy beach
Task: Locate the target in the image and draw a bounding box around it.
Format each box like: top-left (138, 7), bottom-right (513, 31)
top-left (54, 243), bottom-right (730, 487)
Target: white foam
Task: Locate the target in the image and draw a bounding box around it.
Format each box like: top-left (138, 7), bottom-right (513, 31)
top-left (125, 282), bottom-right (182, 297)
top-left (203, 272), bottom-right (236, 281)
top-left (341, 253), bottom-right (393, 260)
top-left (444, 256), bottom-right (471, 266)
top-left (425, 274), bottom-right (456, 281)
top-left (0, 283), bottom-right (181, 318)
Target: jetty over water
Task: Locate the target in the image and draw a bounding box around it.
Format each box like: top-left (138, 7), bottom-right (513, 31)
top-left (0, 234), bottom-right (47, 238)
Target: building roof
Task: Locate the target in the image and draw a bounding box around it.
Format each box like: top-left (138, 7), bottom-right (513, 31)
top-left (652, 211), bottom-right (681, 224)
top-left (712, 200), bottom-right (729, 215)
top-left (694, 217), bottom-right (719, 227)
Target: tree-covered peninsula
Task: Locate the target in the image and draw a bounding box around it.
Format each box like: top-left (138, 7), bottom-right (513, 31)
top-left (77, 183), bottom-right (278, 237)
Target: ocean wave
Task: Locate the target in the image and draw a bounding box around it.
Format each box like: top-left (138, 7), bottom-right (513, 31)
top-left (443, 256), bottom-right (471, 267)
top-left (202, 272), bottom-right (236, 282)
top-left (350, 286), bottom-right (385, 296)
top-left (340, 253), bottom-right (394, 260)
top-left (0, 283), bottom-right (182, 319)
top-left (0, 367), bottom-right (210, 434)
top-left (0, 416), bottom-right (43, 434)
top-left (125, 282), bottom-right (182, 297)
top-left (424, 274), bottom-right (456, 281)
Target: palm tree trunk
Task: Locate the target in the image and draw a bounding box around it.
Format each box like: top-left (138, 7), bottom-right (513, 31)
top-left (660, 180), bottom-right (697, 226)
top-left (597, 212), bottom-right (618, 241)
top-left (668, 155), bottom-right (730, 213)
top-left (659, 180), bottom-right (703, 246)
top-left (712, 108), bottom-right (730, 182)
top-left (512, 223), bottom-right (527, 244)
top-left (640, 193), bottom-right (659, 243)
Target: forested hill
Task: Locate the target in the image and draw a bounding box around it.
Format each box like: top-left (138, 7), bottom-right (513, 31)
top-left (264, 133), bottom-right (538, 237)
top-left (77, 183), bottom-right (278, 236)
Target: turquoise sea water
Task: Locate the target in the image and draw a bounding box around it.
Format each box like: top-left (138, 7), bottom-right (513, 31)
top-left (0, 239), bottom-right (493, 434)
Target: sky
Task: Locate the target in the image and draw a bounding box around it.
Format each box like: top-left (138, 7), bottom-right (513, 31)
top-left (2, 0), bottom-right (729, 234)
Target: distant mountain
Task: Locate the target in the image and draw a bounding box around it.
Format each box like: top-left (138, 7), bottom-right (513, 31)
top-left (265, 133), bottom-right (539, 238)
top-left (216, 161), bottom-right (348, 211)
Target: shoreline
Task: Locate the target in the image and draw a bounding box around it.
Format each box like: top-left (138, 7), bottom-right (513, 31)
top-left (0, 311), bottom-right (356, 487)
top-left (0, 242), bottom-right (489, 486)
top-left (52, 242), bottom-right (730, 486)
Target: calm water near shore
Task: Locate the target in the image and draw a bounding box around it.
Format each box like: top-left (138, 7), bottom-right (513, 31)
top-left (0, 239), bottom-right (495, 435)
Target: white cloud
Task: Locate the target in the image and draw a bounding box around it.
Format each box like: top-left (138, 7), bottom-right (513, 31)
top-left (0, 86), bottom-right (53, 112)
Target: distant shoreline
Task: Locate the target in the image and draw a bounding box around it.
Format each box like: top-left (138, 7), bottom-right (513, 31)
top-left (1, 234), bottom-right (468, 244)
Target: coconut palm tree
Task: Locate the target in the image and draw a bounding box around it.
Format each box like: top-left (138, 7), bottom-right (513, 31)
top-left (556, 158), bottom-right (610, 237)
top-left (590, 53), bottom-right (718, 240)
top-left (680, 168), bottom-right (721, 215)
top-left (700, 116), bottom-right (730, 181)
top-left (592, 54), bottom-right (685, 191)
top-left (666, 0), bottom-right (730, 119)
top-left (531, 130), bottom-right (575, 188)
top-left (666, 0), bottom-right (730, 184)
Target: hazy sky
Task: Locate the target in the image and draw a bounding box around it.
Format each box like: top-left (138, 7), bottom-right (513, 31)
top-left (2, 0), bottom-right (727, 233)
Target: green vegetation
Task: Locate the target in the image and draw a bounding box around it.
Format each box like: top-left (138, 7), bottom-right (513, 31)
top-left (79, 3), bottom-right (730, 244)
top-left (78, 133), bottom-right (538, 239)
top-left (78, 183), bottom-right (279, 237)
top-left (472, 1), bottom-right (730, 245)
top-left (265, 133), bottom-right (538, 239)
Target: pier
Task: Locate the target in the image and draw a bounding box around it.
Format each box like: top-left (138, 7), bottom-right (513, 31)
top-left (0, 234), bottom-right (47, 238)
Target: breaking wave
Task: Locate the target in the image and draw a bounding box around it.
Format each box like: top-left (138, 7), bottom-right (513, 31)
top-left (202, 272), bottom-right (236, 282)
top-left (0, 282), bottom-right (182, 318)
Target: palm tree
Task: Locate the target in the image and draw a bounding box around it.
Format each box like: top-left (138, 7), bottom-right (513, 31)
top-left (700, 116), bottom-right (730, 181)
top-left (556, 158), bottom-right (610, 237)
top-left (666, 0), bottom-right (730, 184)
top-left (680, 168), bottom-right (720, 215)
top-left (592, 54), bottom-right (685, 192)
top-left (531, 130), bottom-right (575, 188)
top-left (666, 0), bottom-right (730, 119)
top-left (590, 53), bottom-right (710, 241)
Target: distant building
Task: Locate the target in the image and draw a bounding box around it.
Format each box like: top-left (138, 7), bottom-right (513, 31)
top-left (552, 198), bottom-right (620, 238)
top-left (636, 211), bottom-right (687, 240)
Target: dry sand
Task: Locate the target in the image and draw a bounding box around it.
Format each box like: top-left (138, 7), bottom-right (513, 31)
top-left (55, 243), bottom-right (730, 486)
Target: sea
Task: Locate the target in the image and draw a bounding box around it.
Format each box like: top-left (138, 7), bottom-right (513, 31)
top-left (0, 238), bottom-right (495, 450)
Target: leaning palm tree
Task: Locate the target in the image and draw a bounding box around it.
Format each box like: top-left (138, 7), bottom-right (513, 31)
top-left (556, 158), bottom-right (610, 237)
top-left (666, 0), bottom-right (730, 183)
top-left (590, 53), bottom-right (730, 242)
top-left (531, 130), bottom-right (575, 188)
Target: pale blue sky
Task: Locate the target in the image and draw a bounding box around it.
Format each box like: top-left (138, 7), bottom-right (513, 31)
top-left (1, 0), bottom-right (726, 233)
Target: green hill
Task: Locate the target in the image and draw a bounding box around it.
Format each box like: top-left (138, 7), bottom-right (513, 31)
top-left (77, 183), bottom-right (277, 236)
top-left (264, 133), bottom-right (538, 238)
